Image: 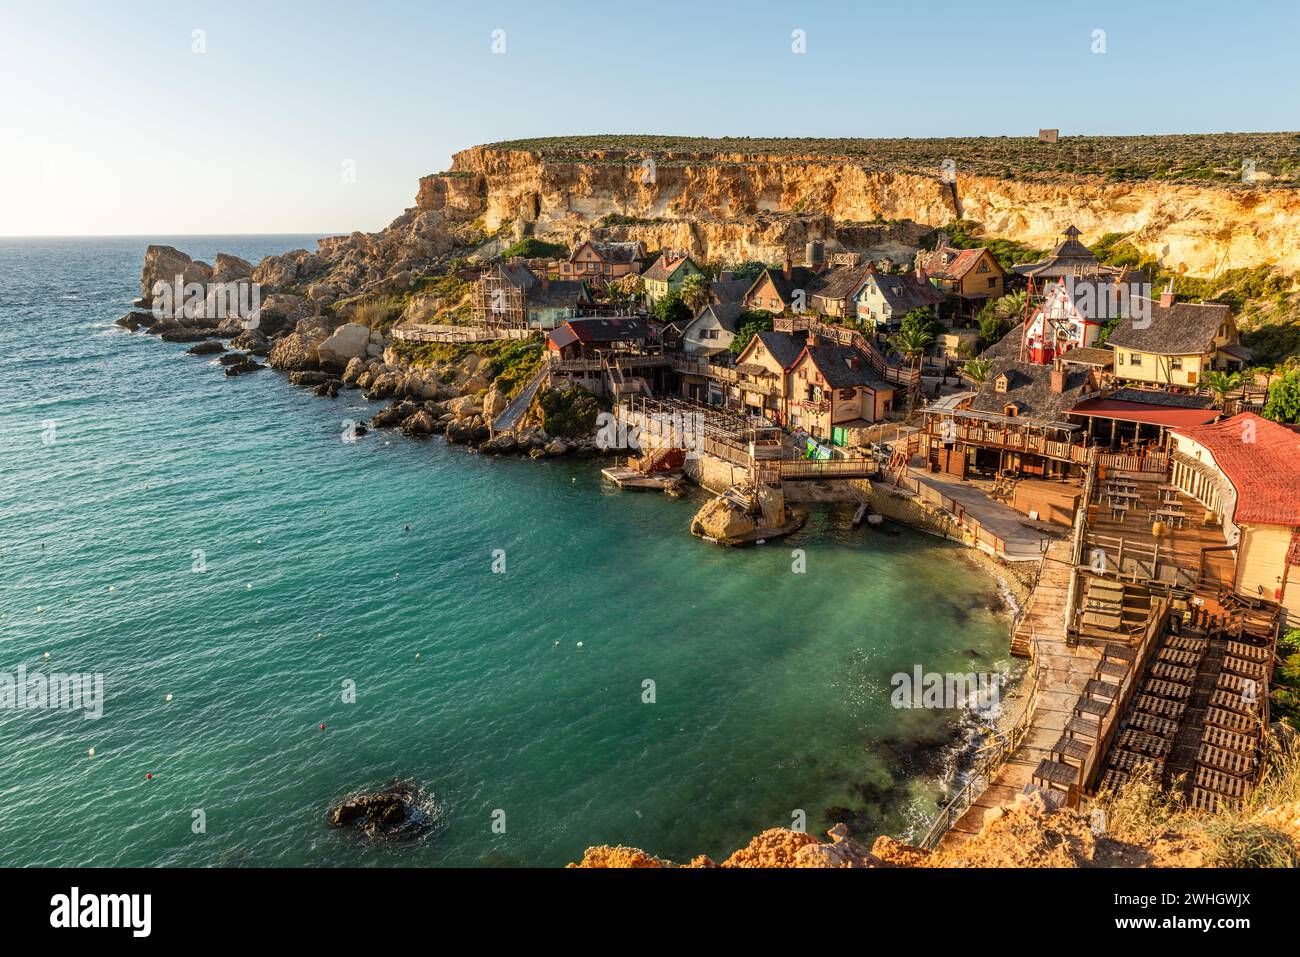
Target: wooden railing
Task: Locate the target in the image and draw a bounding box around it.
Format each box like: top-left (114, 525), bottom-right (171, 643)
top-left (1096, 450), bottom-right (1169, 474)
top-left (776, 458), bottom-right (878, 480)
top-left (922, 418), bottom-right (1090, 464)
top-left (919, 664), bottom-right (1040, 850)
top-left (393, 323), bottom-right (537, 343)
top-left (773, 316), bottom-right (920, 388)
top-left (672, 358), bottom-right (782, 397)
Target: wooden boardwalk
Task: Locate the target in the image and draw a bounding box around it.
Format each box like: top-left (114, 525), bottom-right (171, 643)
top-left (941, 540), bottom-right (1101, 848)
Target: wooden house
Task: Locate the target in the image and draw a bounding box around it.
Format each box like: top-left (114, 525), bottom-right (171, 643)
top-left (642, 252), bottom-right (705, 306)
top-left (559, 240), bottom-right (643, 283)
top-left (787, 340), bottom-right (895, 445)
top-left (1106, 293), bottom-right (1247, 389)
top-left (1168, 413), bottom-right (1300, 622)
top-left (853, 269), bottom-right (943, 330)
top-left (920, 244), bottom-right (1005, 316)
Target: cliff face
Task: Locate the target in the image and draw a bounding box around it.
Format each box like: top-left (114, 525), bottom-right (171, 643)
top-left (417, 145), bottom-right (1300, 274)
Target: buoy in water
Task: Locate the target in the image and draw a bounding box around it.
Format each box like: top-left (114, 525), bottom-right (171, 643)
top-left (246, 583), bottom-right (252, 590)
top-left (43, 651), bottom-right (50, 659)
top-left (319, 724), bottom-right (326, 731)
top-left (87, 748), bottom-right (95, 758)
top-left (145, 773), bottom-right (152, 781)
top-left (165, 693), bottom-right (173, 703)
top-left (576, 641), bottom-right (584, 648)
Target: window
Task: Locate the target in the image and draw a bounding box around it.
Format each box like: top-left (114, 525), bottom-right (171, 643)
top-left (977, 261), bottom-right (989, 273)
top-left (994, 374), bottom-right (1008, 394)
top-left (1117, 353), bottom-right (1124, 366)
top-left (1129, 353), bottom-right (1142, 366)
top-left (988, 277), bottom-right (998, 289)
top-left (1170, 357), bottom-right (1183, 370)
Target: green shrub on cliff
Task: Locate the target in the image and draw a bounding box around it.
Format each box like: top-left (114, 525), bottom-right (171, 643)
top-left (538, 387), bottom-right (601, 438)
top-left (483, 338), bottom-right (545, 398)
top-left (500, 237), bottom-right (568, 260)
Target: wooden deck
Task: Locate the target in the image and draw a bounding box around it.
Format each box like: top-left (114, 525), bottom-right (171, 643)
top-left (1083, 469), bottom-right (1234, 590)
top-left (942, 539), bottom-right (1102, 847)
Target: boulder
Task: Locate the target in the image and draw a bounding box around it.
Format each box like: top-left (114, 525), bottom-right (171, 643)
top-left (211, 253), bottom-right (253, 284)
top-left (160, 327), bottom-right (221, 343)
top-left (218, 351), bottom-right (252, 366)
top-left (288, 370), bottom-right (330, 387)
top-left (255, 294), bottom-right (313, 335)
top-left (480, 435), bottom-right (517, 455)
top-left (186, 340), bottom-right (226, 356)
top-left (400, 409), bottom-right (437, 436)
top-left (341, 357), bottom-right (367, 387)
top-left (544, 439), bottom-right (570, 457)
top-left (115, 311), bottom-right (157, 331)
top-left (446, 394), bottom-right (481, 417)
top-left (366, 371), bottom-right (400, 400)
top-left (230, 328), bottom-right (269, 355)
top-left (691, 497), bottom-right (757, 541)
top-left (326, 780), bottom-right (429, 840)
top-left (371, 401), bottom-right (417, 429)
top-left (483, 383), bottom-right (508, 419)
top-left (224, 356), bottom-right (263, 377)
top-left (267, 332), bottom-right (320, 372)
top-left (317, 322), bottom-right (372, 370)
top-left (140, 245), bottom-right (210, 306)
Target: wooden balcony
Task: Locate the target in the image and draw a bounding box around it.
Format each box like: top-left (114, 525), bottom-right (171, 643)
top-left (923, 417), bottom-right (1089, 464)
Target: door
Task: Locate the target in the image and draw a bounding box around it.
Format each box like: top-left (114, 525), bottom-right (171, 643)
top-left (832, 426), bottom-right (848, 447)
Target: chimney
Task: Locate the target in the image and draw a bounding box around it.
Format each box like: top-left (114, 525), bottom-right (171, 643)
top-left (782, 248), bottom-right (792, 282)
top-left (1159, 277), bottom-right (1175, 308)
top-left (1050, 363), bottom-right (1066, 394)
top-left (719, 269), bottom-right (734, 283)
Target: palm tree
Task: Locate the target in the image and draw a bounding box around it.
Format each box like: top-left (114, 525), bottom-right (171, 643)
top-left (1200, 370), bottom-right (1244, 409)
top-left (992, 290), bottom-right (1027, 320)
top-left (889, 326), bottom-right (935, 368)
top-left (678, 273), bottom-right (710, 315)
top-left (963, 357), bottom-right (992, 387)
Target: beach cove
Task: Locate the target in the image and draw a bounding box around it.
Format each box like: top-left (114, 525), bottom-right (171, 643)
top-left (0, 236), bottom-right (1017, 867)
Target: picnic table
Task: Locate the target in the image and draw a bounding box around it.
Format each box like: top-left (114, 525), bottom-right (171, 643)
top-left (1153, 507), bottom-right (1185, 528)
top-left (1157, 484), bottom-right (1181, 502)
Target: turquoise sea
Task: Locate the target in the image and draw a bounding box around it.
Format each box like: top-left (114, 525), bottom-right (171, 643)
top-left (0, 236), bottom-right (1015, 867)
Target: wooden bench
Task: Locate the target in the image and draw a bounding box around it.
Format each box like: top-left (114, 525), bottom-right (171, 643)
top-left (1167, 635), bottom-right (1209, 653)
top-left (1227, 640), bottom-right (1272, 663)
top-left (1191, 787), bottom-right (1240, 813)
top-left (1065, 715), bottom-right (1100, 740)
top-left (1073, 696), bottom-right (1111, 719)
top-left (1205, 706), bottom-right (1254, 733)
top-left (1096, 660), bottom-right (1128, 680)
top-left (1201, 725), bottom-right (1257, 755)
top-left (1223, 657), bottom-right (1269, 682)
top-left (1146, 679), bottom-right (1191, 700)
top-left (1135, 694), bottom-right (1186, 720)
top-left (1197, 743), bottom-right (1257, 777)
top-left (1085, 679), bottom-right (1119, 700)
top-left (1156, 648), bottom-right (1200, 667)
top-left (1110, 749), bottom-right (1164, 775)
top-left (1151, 662), bottom-right (1197, 684)
top-left (1117, 728), bottom-right (1172, 757)
top-left (1051, 736), bottom-right (1092, 766)
top-left (1099, 769), bottom-right (1130, 793)
top-left (1032, 759), bottom-right (1080, 792)
top-left (1128, 712), bottom-right (1179, 737)
top-left (1195, 765), bottom-right (1248, 799)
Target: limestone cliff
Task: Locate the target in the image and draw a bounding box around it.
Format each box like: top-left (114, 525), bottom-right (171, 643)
top-left (417, 139), bottom-right (1300, 275)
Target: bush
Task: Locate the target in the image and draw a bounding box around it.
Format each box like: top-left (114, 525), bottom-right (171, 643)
top-left (538, 387), bottom-right (601, 438)
top-left (730, 310), bottom-right (773, 354)
top-left (651, 290), bottom-right (692, 327)
top-left (500, 237), bottom-right (568, 260)
top-left (1263, 369), bottom-right (1300, 423)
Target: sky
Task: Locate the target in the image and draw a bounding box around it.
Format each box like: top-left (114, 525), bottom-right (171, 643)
top-left (0, 0), bottom-right (1296, 236)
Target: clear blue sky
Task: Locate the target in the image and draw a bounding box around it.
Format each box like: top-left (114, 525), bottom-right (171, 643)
top-left (1, 0), bottom-right (1295, 235)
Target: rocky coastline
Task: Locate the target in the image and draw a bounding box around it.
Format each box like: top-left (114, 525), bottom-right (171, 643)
top-left (118, 242), bottom-right (607, 460)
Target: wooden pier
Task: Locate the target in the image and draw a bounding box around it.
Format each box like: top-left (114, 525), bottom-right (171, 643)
top-left (937, 539), bottom-right (1103, 848)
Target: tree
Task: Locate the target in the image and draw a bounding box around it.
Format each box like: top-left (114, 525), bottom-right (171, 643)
top-left (963, 357), bottom-right (992, 387)
top-left (1199, 370), bottom-right (1244, 409)
top-left (650, 290), bottom-right (691, 327)
top-left (729, 310), bottom-right (774, 355)
top-left (728, 260), bottom-right (768, 281)
top-left (900, 307), bottom-right (942, 339)
top-left (888, 325), bottom-right (934, 368)
top-left (1264, 369), bottom-right (1300, 423)
top-left (978, 313), bottom-right (1011, 351)
top-left (991, 290), bottom-right (1027, 320)
top-left (678, 273), bottom-right (711, 314)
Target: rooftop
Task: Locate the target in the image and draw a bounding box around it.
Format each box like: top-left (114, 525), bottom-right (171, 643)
top-left (1169, 412), bottom-right (1300, 526)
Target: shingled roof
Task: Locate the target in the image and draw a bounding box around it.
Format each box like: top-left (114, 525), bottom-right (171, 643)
top-left (922, 246), bottom-right (993, 281)
top-left (1170, 413), bottom-right (1300, 526)
top-left (800, 344), bottom-right (891, 391)
top-left (1012, 224), bottom-right (1100, 278)
top-left (643, 252), bottom-right (698, 283)
top-left (528, 279), bottom-right (588, 309)
top-left (1106, 297), bottom-right (1231, 356)
top-left (811, 262), bottom-right (876, 303)
top-left (969, 358), bottom-right (1094, 422)
top-left (865, 271), bottom-right (943, 314)
top-left (748, 330), bottom-right (805, 369)
top-left (692, 301), bottom-right (744, 334)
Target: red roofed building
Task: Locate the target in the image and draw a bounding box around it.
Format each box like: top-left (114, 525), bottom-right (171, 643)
top-left (919, 242), bottom-right (1006, 317)
top-left (1168, 413), bottom-right (1300, 620)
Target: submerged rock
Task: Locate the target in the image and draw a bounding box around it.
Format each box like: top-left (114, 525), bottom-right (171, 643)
top-left (224, 356), bottom-right (263, 377)
top-left (327, 780), bottom-right (430, 839)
